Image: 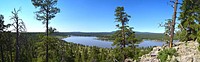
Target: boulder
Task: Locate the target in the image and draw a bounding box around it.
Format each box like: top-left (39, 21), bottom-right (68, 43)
top-left (139, 41), bottom-right (200, 62)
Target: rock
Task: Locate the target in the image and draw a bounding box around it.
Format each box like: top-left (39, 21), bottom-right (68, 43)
top-left (166, 55), bottom-right (171, 62)
top-left (139, 41), bottom-right (200, 62)
top-left (139, 57), bottom-right (159, 62)
top-left (162, 44), bottom-right (168, 48)
top-left (175, 41), bottom-right (200, 62)
top-left (174, 42), bottom-right (183, 46)
top-left (125, 58), bottom-right (133, 62)
top-left (173, 46), bottom-right (179, 51)
top-left (139, 46), bottom-right (161, 62)
top-left (170, 55), bottom-right (177, 62)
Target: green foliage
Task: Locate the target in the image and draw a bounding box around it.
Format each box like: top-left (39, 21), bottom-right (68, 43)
top-left (0, 32), bottom-right (154, 62)
top-left (48, 27), bottom-right (57, 35)
top-left (178, 0), bottom-right (200, 41)
top-left (134, 47), bottom-right (153, 60)
top-left (157, 48), bottom-right (177, 62)
top-left (113, 6), bottom-right (138, 61)
top-left (0, 32), bottom-right (14, 62)
top-left (197, 31), bottom-right (200, 51)
top-left (0, 15), bottom-right (11, 31)
top-left (0, 19), bottom-right (13, 62)
top-left (177, 1), bottom-right (200, 53)
top-left (10, 8), bottom-right (27, 62)
top-left (31, 0), bottom-right (60, 22)
top-left (113, 6), bottom-right (133, 46)
top-left (176, 30), bottom-right (188, 42)
top-left (160, 19), bottom-right (173, 43)
top-left (32, 0), bottom-right (60, 61)
top-left (97, 32), bottom-right (178, 42)
top-left (115, 7), bottom-right (130, 24)
top-left (160, 19), bottom-right (172, 37)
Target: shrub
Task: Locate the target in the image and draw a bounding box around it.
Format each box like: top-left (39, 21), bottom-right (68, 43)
top-left (157, 48), bottom-right (177, 62)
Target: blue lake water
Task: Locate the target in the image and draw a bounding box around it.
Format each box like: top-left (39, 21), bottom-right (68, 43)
top-left (63, 36), bottom-right (177, 48)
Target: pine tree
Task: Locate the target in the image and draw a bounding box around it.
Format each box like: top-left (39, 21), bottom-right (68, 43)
top-left (160, 19), bottom-right (172, 42)
top-left (31, 0), bottom-right (60, 62)
top-left (0, 14), bottom-right (11, 62)
top-left (113, 6), bottom-right (137, 61)
top-left (178, 0), bottom-right (200, 41)
top-left (10, 8), bottom-right (26, 62)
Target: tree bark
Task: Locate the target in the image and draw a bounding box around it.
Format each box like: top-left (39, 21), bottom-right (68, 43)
top-left (10, 49), bottom-right (13, 62)
top-left (0, 45), bottom-right (4, 62)
top-left (15, 16), bottom-right (19, 62)
top-left (46, 8), bottom-right (49, 62)
top-left (170, 0), bottom-right (178, 48)
top-left (121, 19), bottom-right (126, 61)
top-left (122, 22), bottom-right (125, 48)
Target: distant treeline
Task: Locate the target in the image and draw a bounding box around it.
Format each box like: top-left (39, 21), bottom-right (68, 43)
top-left (135, 32), bottom-right (178, 41)
top-left (15, 32), bottom-right (178, 41)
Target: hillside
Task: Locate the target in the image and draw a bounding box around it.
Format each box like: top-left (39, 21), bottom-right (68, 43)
top-left (139, 41), bottom-right (200, 62)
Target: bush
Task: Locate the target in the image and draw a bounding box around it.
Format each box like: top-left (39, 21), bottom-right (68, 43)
top-left (157, 48), bottom-right (177, 62)
top-left (176, 30), bottom-right (188, 42)
top-left (197, 31), bottom-right (200, 51)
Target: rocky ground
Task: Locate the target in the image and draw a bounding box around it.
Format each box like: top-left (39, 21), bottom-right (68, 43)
top-left (139, 41), bottom-right (200, 62)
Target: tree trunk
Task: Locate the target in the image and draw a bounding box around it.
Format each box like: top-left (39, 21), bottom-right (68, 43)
top-left (0, 45), bottom-right (4, 62)
top-left (15, 17), bottom-right (19, 62)
top-left (122, 20), bottom-right (126, 61)
top-left (170, 0), bottom-right (178, 48)
top-left (46, 44), bottom-right (48, 62)
top-left (46, 9), bottom-right (49, 62)
top-left (10, 49), bottom-right (13, 62)
top-left (122, 22), bottom-right (125, 48)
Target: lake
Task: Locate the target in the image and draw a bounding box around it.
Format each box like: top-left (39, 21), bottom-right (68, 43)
top-left (62, 36), bottom-right (177, 48)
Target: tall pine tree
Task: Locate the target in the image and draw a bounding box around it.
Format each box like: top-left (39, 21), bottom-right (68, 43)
top-left (31, 0), bottom-right (60, 62)
top-left (113, 6), bottom-right (137, 61)
top-left (178, 0), bottom-right (200, 41)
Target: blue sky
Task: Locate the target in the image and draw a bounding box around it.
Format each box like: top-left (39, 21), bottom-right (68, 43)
top-left (0, 0), bottom-right (181, 33)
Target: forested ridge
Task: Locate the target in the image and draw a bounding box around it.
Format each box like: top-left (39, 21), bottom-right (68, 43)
top-left (0, 33), bottom-right (153, 62)
top-left (19, 32), bottom-right (174, 41)
top-left (1, 0), bottom-right (200, 62)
